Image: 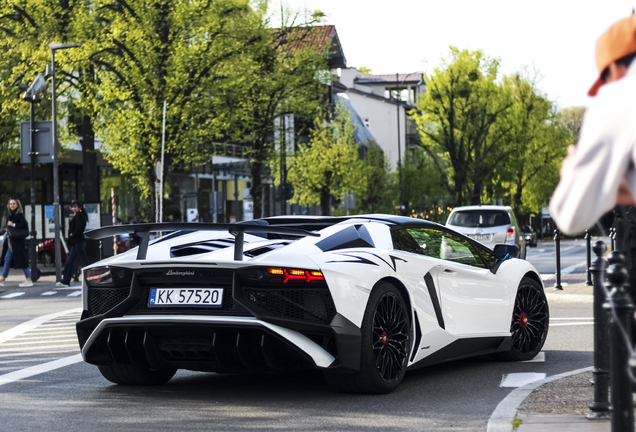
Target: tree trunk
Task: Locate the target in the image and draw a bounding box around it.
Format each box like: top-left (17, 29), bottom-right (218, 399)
top-left (250, 159), bottom-right (263, 219)
top-left (80, 114), bottom-right (100, 204)
top-left (320, 188), bottom-right (331, 216)
top-left (471, 177), bottom-right (482, 205)
top-left (513, 168), bottom-right (524, 210)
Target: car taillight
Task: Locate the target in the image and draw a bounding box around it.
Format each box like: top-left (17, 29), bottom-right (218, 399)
top-left (238, 267), bottom-right (325, 284)
top-left (86, 266), bottom-right (113, 286)
top-left (507, 227), bottom-right (515, 235)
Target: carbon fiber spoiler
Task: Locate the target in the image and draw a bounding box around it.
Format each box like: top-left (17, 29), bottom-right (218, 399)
top-left (85, 222), bottom-right (320, 261)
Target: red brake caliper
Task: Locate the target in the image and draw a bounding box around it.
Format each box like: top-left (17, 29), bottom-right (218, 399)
top-left (380, 331), bottom-right (388, 345)
top-left (519, 312), bottom-right (529, 328)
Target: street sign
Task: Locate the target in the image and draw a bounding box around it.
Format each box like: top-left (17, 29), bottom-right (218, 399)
top-left (20, 121), bottom-right (53, 164)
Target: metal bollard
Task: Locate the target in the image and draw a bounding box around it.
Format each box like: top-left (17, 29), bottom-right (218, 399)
top-left (554, 228), bottom-right (563, 290)
top-left (604, 254), bottom-right (634, 432)
top-left (588, 240), bottom-right (611, 419)
top-left (611, 226), bottom-right (616, 251)
top-left (586, 230), bottom-right (593, 286)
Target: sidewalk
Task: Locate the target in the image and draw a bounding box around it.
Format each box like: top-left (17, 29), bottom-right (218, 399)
top-left (494, 281), bottom-right (617, 431)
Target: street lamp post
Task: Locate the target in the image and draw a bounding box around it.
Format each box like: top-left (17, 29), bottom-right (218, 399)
top-left (50, 43), bottom-right (80, 282)
top-left (23, 74), bottom-right (47, 283)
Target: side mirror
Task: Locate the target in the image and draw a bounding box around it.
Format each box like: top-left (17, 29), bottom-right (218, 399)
top-left (493, 244), bottom-right (518, 261)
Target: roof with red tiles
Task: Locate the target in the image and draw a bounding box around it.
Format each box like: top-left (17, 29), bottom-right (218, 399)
top-left (274, 25), bottom-right (346, 67)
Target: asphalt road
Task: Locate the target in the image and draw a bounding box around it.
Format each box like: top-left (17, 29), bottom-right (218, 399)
top-left (0, 295), bottom-right (593, 432)
top-left (525, 237), bottom-right (609, 275)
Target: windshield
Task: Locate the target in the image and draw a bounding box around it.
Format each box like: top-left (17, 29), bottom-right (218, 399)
top-left (448, 210), bottom-right (511, 228)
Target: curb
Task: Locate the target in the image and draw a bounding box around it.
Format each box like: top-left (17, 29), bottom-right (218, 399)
top-left (486, 366), bottom-right (593, 432)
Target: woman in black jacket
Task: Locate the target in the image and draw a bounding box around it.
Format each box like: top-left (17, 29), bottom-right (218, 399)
top-left (57, 200), bottom-right (91, 287)
top-left (0, 198), bottom-right (32, 287)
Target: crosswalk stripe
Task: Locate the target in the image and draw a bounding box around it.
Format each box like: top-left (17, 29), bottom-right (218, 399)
top-left (0, 344), bottom-right (79, 353)
top-left (0, 308), bottom-right (81, 345)
top-left (66, 291), bottom-right (82, 297)
top-left (11, 334), bottom-right (77, 341)
top-left (0, 354), bottom-right (83, 386)
top-left (0, 292), bottom-right (25, 299)
top-left (0, 338), bottom-right (78, 347)
top-left (41, 291), bottom-right (57, 296)
top-left (0, 349), bottom-right (79, 359)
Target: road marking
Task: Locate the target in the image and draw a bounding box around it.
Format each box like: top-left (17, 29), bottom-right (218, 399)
top-left (0, 354), bottom-right (82, 387)
top-left (550, 322), bottom-right (594, 327)
top-left (0, 292), bottom-right (25, 299)
top-left (500, 372), bottom-right (546, 388)
top-left (66, 291), bottom-right (82, 297)
top-left (41, 291), bottom-right (57, 296)
top-left (0, 308), bottom-right (81, 345)
top-left (0, 349), bottom-right (78, 359)
top-left (54, 286), bottom-right (81, 290)
top-left (521, 352), bottom-right (545, 363)
top-left (487, 367), bottom-right (592, 432)
top-left (0, 344), bottom-right (80, 354)
top-left (0, 338), bottom-right (78, 347)
top-left (550, 317), bottom-right (594, 320)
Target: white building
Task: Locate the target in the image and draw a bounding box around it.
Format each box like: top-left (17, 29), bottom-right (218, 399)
top-left (336, 69), bottom-right (425, 170)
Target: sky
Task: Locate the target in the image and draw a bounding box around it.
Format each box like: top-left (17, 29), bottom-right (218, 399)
top-left (277, 0), bottom-right (636, 109)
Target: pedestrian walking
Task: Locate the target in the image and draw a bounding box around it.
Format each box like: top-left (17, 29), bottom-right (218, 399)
top-left (0, 198), bottom-right (33, 287)
top-left (550, 14), bottom-right (636, 233)
top-left (57, 200), bottom-right (91, 287)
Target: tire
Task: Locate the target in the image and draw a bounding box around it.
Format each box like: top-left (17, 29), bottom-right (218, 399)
top-left (98, 364), bottom-right (177, 386)
top-left (41, 252), bottom-right (54, 266)
top-left (324, 282), bottom-right (410, 394)
top-left (497, 277), bottom-right (549, 362)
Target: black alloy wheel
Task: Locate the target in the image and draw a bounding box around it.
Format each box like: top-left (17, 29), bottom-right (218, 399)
top-left (498, 277), bottom-right (549, 361)
top-left (372, 291), bottom-right (410, 383)
top-left (324, 282), bottom-right (410, 394)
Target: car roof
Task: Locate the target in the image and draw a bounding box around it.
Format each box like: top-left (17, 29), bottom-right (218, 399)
top-left (449, 205), bottom-right (512, 212)
top-left (259, 214), bottom-right (444, 228)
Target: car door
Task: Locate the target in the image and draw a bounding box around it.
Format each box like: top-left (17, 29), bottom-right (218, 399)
top-left (433, 231), bottom-right (512, 336)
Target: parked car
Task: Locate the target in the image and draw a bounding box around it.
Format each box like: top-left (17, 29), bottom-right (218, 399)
top-left (77, 216), bottom-right (547, 394)
top-left (446, 205), bottom-right (527, 259)
top-left (37, 235), bottom-right (132, 265)
top-left (523, 225), bottom-right (538, 247)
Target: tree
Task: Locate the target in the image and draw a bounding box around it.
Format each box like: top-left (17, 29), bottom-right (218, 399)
top-left (0, 0), bottom-right (101, 201)
top-left (559, 106), bottom-right (586, 142)
top-left (287, 103), bottom-right (367, 215)
top-left (82, 0), bottom-right (264, 216)
top-left (412, 47), bottom-right (515, 206)
top-left (356, 144), bottom-right (395, 214)
top-left (229, 17), bottom-right (329, 218)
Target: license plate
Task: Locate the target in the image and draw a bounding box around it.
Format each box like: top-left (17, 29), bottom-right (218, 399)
top-left (148, 288), bottom-right (223, 307)
top-left (470, 234), bottom-right (492, 241)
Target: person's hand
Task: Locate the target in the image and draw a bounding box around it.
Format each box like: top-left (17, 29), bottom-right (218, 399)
top-left (8, 221), bottom-right (14, 227)
top-left (617, 179), bottom-right (636, 205)
top-left (560, 145), bottom-right (577, 176)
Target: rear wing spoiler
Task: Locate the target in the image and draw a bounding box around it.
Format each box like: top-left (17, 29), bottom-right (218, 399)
top-left (85, 222), bottom-right (320, 261)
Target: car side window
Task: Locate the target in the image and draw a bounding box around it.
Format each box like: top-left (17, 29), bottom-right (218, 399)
top-left (439, 233), bottom-right (488, 268)
top-left (478, 247), bottom-right (497, 268)
top-left (405, 228), bottom-right (444, 259)
top-left (391, 229), bottom-right (424, 255)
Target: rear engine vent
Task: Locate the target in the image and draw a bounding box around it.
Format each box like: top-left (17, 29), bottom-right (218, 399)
top-left (244, 242), bottom-right (290, 258)
top-left (170, 240), bottom-right (234, 258)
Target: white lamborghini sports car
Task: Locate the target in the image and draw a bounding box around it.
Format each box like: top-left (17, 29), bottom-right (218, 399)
top-left (77, 215), bottom-right (549, 394)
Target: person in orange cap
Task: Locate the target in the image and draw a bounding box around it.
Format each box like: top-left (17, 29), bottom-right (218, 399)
top-left (550, 14), bottom-right (636, 234)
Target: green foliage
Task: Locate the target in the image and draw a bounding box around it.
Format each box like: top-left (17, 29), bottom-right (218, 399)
top-left (84, 0), bottom-right (263, 206)
top-left (356, 144), bottom-right (395, 214)
top-left (400, 148), bottom-right (447, 219)
top-left (412, 47), bottom-right (570, 217)
top-left (229, 17), bottom-right (329, 217)
top-left (412, 47), bottom-right (514, 207)
top-left (559, 106), bottom-right (586, 142)
top-left (359, 66), bottom-right (372, 75)
top-left (287, 102), bottom-right (367, 215)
